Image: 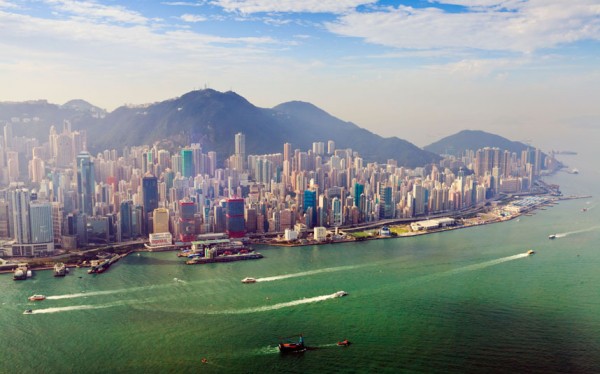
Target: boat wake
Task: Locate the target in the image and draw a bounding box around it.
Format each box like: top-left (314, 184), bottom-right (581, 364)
top-left (46, 281), bottom-right (191, 300)
top-left (442, 253), bottom-right (529, 276)
top-left (555, 225), bottom-right (600, 238)
top-left (255, 265), bottom-right (360, 283)
top-left (27, 303), bottom-right (116, 314)
top-left (214, 292), bottom-right (344, 315)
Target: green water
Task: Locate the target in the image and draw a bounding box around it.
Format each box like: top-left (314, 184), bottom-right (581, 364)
top-left (2, 151), bottom-right (600, 373)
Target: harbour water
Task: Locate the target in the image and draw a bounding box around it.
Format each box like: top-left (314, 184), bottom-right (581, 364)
top-left (2, 143), bottom-right (600, 373)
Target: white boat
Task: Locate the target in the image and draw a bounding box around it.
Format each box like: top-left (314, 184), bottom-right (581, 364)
top-left (241, 277), bottom-right (256, 284)
top-left (527, 249), bottom-right (535, 256)
top-left (334, 291), bottom-right (348, 298)
top-left (548, 234), bottom-right (556, 239)
top-left (28, 295), bottom-right (46, 301)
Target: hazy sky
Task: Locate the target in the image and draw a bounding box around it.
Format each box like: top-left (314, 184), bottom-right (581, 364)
top-left (1, 0), bottom-right (599, 148)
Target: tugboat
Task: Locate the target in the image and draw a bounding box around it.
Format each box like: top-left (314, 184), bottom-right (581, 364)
top-left (278, 335), bottom-right (306, 353)
top-left (241, 277), bottom-right (256, 284)
top-left (337, 339), bottom-right (352, 347)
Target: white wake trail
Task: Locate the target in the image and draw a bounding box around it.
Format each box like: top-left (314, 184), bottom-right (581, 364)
top-left (255, 265), bottom-right (359, 283)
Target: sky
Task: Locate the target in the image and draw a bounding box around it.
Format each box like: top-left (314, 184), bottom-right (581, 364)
top-left (1, 0), bottom-right (599, 148)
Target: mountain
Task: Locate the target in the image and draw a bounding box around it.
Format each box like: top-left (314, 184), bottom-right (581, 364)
top-left (1, 89), bottom-right (440, 167)
top-left (424, 130), bottom-right (531, 156)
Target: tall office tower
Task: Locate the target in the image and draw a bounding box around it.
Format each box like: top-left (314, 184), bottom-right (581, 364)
top-left (312, 142), bottom-right (325, 155)
top-left (29, 201), bottom-right (53, 243)
top-left (53, 133), bottom-right (73, 167)
top-left (353, 183), bottom-right (364, 208)
top-left (331, 197), bottom-right (343, 227)
top-left (207, 151), bottom-right (217, 177)
top-left (0, 201), bottom-right (10, 238)
top-left (76, 152), bottom-right (95, 216)
top-left (303, 189), bottom-right (317, 228)
top-left (226, 197), bottom-right (245, 238)
top-left (157, 149), bottom-right (171, 171)
top-left (171, 154), bottom-right (182, 175)
top-left (191, 143), bottom-right (203, 176)
top-left (178, 199), bottom-right (196, 242)
top-left (327, 140), bottom-right (335, 155)
top-left (7, 151), bottom-right (19, 182)
top-left (3, 122), bottom-right (13, 149)
top-left (51, 202), bottom-right (63, 245)
top-left (181, 148), bottom-right (194, 178)
top-left (235, 132), bottom-right (245, 157)
top-left (142, 174), bottom-right (158, 233)
top-left (283, 143), bottom-right (292, 163)
top-left (153, 207), bottom-right (170, 234)
top-left (412, 182), bottom-right (425, 216)
top-left (30, 157), bottom-right (45, 183)
top-left (9, 188), bottom-right (30, 243)
top-left (120, 200), bottom-right (133, 240)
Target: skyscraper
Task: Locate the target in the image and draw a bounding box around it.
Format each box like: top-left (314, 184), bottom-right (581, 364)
top-left (29, 201), bottom-right (53, 244)
top-left (142, 174), bottom-right (159, 233)
top-left (181, 148), bottom-right (194, 178)
top-left (9, 188), bottom-right (30, 244)
top-left (76, 151), bottom-right (95, 216)
top-left (226, 197), bottom-right (245, 238)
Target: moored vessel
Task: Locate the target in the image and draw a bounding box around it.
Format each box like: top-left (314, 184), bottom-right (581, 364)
top-left (53, 262), bottom-right (67, 277)
top-left (13, 264), bottom-right (28, 281)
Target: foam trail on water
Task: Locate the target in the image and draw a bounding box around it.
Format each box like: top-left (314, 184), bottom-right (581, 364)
top-left (555, 225), bottom-right (600, 238)
top-left (46, 281), bottom-right (191, 300)
top-left (442, 253), bottom-right (529, 275)
top-left (211, 292), bottom-right (342, 315)
top-left (29, 304), bottom-right (115, 314)
top-left (255, 265), bottom-right (359, 283)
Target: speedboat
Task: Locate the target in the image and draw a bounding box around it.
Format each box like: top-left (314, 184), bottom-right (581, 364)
top-left (527, 249), bottom-right (535, 255)
top-left (23, 309), bottom-right (33, 314)
top-left (28, 295), bottom-right (46, 301)
top-left (548, 234), bottom-right (556, 239)
top-left (241, 277), bottom-right (256, 284)
top-left (334, 291), bottom-right (348, 298)
top-left (337, 339), bottom-right (352, 346)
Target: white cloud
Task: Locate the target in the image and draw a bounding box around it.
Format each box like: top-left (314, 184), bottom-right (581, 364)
top-left (44, 0), bottom-right (149, 24)
top-left (180, 13), bottom-right (207, 22)
top-left (212, 0), bottom-right (376, 14)
top-left (162, 1), bottom-right (206, 6)
top-left (327, 1), bottom-right (600, 54)
top-left (0, 1), bottom-right (18, 9)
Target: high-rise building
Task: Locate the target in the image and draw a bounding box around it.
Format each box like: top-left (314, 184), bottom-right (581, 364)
top-left (178, 199), bottom-right (196, 242)
top-left (120, 200), bottom-right (133, 240)
top-left (153, 207), bottom-right (170, 234)
top-left (142, 174), bottom-right (158, 233)
top-left (303, 189), bottom-right (317, 228)
top-left (9, 188), bottom-right (30, 244)
top-left (29, 201), bottom-right (53, 244)
top-left (76, 152), bottom-right (95, 216)
top-left (181, 148), bottom-right (194, 178)
top-left (226, 198), bottom-right (245, 238)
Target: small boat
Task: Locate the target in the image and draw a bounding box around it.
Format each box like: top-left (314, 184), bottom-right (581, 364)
top-left (241, 277), bottom-right (256, 284)
top-left (527, 249), bottom-right (535, 255)
top-left (278, 335), bottom-right (306, 353)
top-left (23, 309), bottom-right (33, 314)
top-left (582, 208), bottom-right (588, 212)
top-left (548, 234), bottom-right (556, 239)
top-left (337, 339), bottom-right (352, 346)
top-left (28, 295), bottom-right (46, 301)
top-left (334, 291), bottom-right (348, 298)
top-left (201, 358), bottom-right (208, 364)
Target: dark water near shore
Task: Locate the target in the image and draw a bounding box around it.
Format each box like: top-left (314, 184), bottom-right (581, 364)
top-left (2, 145), bottom-right (599, 373)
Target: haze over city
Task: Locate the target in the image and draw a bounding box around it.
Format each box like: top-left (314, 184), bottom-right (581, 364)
top-left (1, 0), bottom-right (599, 147)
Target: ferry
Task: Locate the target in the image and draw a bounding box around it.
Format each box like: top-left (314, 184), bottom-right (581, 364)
top-left (53, 262), bottom-right (67, 277)
top-left (548, 234), bottom-right (556, 239)
top-left (13, 265), bottom-right (28, 281)
top-left (241, 277), bottom-right (256, 284)
top-left (334, 291), bottom-right (348, 298)
top-left (527, 249), bottom-right (535, 255)
top-left (28, 295), bottom-right (46, 301)
top-left (278, 335), bottom-right (306, 353)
